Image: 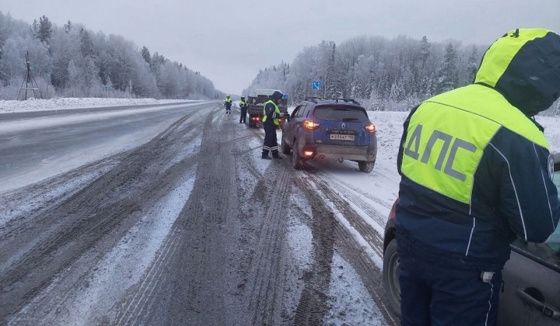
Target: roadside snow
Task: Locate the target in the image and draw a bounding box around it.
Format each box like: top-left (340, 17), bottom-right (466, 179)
top-left (0, 102), bottom-right (203, 134)
top-left (324, 253), bottom-right (386, 326)
top-left (0, 97), bottom-right (200, 114)
top-left (305, 177), bottom-right (383, 268)
top-left (286, 191), bottom-right (314, 268)
top-left (0, 160), bottom-right (118, 227)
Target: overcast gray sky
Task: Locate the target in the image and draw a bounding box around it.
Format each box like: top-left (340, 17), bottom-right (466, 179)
top-left (1, 0), bottom-right (559, 94)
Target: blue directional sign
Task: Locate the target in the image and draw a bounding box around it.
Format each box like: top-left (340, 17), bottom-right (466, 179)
top-left (312, 80), bottom-right (321, 90)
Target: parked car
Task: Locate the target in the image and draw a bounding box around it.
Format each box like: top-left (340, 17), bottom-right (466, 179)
top-left (280, 98), bottom-right (377, 172)
top-left (382, 153), bottom-right (560, 325)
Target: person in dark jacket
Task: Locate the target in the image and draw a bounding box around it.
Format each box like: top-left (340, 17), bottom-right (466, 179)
top-left (261, 91), bottom-right (283, 159)
top-left (239, 96), bottom-right (248, 124)
top-left (396, 28), bottom-right (560, 326)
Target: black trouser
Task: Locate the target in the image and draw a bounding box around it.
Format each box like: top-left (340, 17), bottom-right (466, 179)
top-left (397, 231), bottom-right (501, 326)
top-left (240, 108), bottom-right (247, 123)
top-left (262, 123), bottom-right (279, 158)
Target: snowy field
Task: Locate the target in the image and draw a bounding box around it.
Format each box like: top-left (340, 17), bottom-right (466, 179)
top-left (0, 97), bottom-right (202, 114)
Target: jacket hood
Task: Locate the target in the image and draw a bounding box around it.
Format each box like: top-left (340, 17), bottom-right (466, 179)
top-left (474, 28), bottom-right (560, 116)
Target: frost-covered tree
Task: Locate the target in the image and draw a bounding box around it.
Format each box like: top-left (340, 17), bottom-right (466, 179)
top-left (245, 35), bottom-right (486, 110)
top-left (79, 29), bottom-right (95, 58)
top-left (466, 46), bottom-right (480, 83)
top-left (141, 46), bottom-right (151, 64)
top-left (66, 59), bottom-right (81, 96)
top-left (0, 11), bottom-right (221, 99)
top-left (36, 16), bottom-right (53, 44)
top-left (436, 43), bottom-right (459, 93)
top-left (63, 20), bottom-right (72, 34)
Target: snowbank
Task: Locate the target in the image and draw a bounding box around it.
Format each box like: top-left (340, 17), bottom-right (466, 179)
top-left (0, 97), bottom-right (202, 114)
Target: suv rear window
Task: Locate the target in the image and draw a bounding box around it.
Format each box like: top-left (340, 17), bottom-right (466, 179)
top-left (313, 106), bottom-right (368, 122)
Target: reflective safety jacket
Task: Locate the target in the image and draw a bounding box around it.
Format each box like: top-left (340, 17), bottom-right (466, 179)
top-left (224, 97), bottom-right (232, 107)
top-left (262, 100), bottom-right (281, 126)
top-left (239, 100), bottom-right (248, 109)
top-left (396, 28), bottom-right (560, 271)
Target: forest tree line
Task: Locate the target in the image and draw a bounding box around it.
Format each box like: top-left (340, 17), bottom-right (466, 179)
top-left (0, 12), bottom-right (223, 100)
top-left (244, 35), bottom-right (560, 113)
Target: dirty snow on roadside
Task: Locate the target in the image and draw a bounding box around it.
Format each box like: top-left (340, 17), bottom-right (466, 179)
top-left (324, 253), bottom-right (386, 326)
top-left (0, 159), bottom-right (118, 227)
top-left (9, 170), bottom-right (197, 326)
top-left (0, 97), bottom-right (200, 114)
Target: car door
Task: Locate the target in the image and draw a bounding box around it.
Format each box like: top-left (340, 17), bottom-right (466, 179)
top-left (498, 167), bottom-right (560, 326)
top-left (283, 105), bottom-right (302, 147)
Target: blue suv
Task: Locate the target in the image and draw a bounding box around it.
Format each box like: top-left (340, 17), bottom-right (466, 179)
top-left (280, 98), bottom-right (377, 172)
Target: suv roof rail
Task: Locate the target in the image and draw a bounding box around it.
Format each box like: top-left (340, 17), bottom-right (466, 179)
top-left (304, 96), bottom-right (323, 102)
top-left (334, 98), bottom-right (361, 105)
top-left (304, 97), bottom-right (361, 105)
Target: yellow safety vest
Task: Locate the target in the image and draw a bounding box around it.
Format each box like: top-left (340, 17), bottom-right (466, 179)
top-left (262, 100), bottom-right (281, 126)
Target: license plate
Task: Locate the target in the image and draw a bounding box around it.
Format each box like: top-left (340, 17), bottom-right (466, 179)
top-left (330, 133), bottom-right (355, 141)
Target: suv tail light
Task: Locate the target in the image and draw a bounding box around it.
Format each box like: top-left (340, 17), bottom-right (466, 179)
top-left (303, 120), bottom-right (320, 131)
top-left (365, 123), bottom-right (377, 133)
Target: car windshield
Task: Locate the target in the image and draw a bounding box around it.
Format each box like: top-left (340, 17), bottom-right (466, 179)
top-left (313, 106), bottom-right (368, 122)
top-left (546, 170), bottom-right (560, 250)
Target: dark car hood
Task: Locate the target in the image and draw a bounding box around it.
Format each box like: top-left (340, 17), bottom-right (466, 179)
top-left (474, 28), bottom-right (560, 117)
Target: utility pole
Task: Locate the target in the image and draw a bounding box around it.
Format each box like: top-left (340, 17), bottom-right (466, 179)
top-left (17, 51), bottom-right (42, 100)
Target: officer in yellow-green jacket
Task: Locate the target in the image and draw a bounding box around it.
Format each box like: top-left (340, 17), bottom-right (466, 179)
top-left (396, 28), bottom-right (560, 326)
top-left (239, 96), bottom-right (248, 124)
top-left (224, 95), bottom-right (232, 115)
top-left (261, 91), bottom-right (283, 159)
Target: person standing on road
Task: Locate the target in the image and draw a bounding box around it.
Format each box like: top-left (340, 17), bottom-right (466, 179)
top-left (239, 96), bottom-right (248, 124)
top-left (224, 95), bottom-right (233, 115)
top-left (396, 28), bottom-right (560, 326)
top-left (261, 91), bottom-right (283, 160)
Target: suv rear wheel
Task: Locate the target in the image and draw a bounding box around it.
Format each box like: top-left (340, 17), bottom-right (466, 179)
top-left (383, 238), bottom-right (401, 316)
top-left (292, 140), bottom-right (304, 170)
top-left (358, 160), bottom-right (375, 173)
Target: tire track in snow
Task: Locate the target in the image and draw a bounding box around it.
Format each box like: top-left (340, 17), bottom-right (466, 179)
top-left (298, 172), bottom-right (398, 325)
top-left (247, 166), bottom-right (293, 326)
top-left (115, 229), bottom-right (181, 326)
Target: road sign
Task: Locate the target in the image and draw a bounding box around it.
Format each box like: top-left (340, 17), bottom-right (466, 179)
top-left (312, 81), bottom-right (321, 90)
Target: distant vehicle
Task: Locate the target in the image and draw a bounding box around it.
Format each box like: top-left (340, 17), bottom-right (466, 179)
top-left (246, 89), bottom-right (288, 128)
top-left (382, 153), bottom-right (560, 325)
top-left (280, 98), bottom-right (377, 172)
